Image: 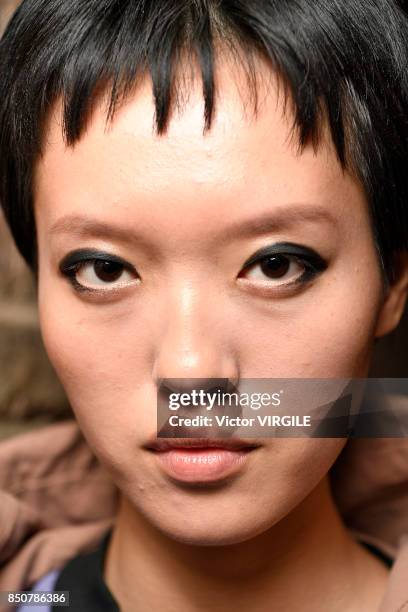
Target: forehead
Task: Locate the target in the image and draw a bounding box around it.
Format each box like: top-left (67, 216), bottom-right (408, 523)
top-left (34, 60), bottom-right (364, 235)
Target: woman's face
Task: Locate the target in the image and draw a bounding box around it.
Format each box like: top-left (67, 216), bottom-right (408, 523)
top-left (34, 63), bottom-right (402, 545)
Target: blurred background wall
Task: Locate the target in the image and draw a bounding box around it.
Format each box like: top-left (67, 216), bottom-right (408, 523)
top-left (0, 0), bottom-right (406, 441)
top-left (0, 0), bottom-right (71, 441)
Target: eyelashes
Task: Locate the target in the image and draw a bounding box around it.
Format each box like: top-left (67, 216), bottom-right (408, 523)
top-left (241, 242), bottom-right (327, 272)
top-left (59, 249), bottom-right (140, 293)
top-left (239, 242), bottom-right (327, 288)
top-left (59, 243), bottom-right (327, 296)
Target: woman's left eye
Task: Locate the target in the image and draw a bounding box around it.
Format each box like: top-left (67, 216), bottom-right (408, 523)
top-left (239, 253), bottom-right (317, 286)
top-left (241, 255), bottom-right (305, 284)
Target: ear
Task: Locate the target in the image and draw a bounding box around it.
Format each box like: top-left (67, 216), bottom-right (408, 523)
top-left (375, 251), bottom-right (408, 338)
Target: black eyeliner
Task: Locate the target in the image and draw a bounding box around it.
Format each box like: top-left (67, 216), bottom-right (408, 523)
top-left (242, 242), bottom-right (327, 273)
top-left (59, 248), bottom-right (137, 294)
top-left (59, 249), bottom-right (128, 274)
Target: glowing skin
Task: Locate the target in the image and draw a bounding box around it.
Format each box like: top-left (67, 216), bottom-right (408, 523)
top-left (34, 60), bottom-right (408, 612)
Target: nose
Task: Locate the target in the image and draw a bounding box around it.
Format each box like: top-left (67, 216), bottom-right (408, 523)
top-left (151, 283), bottom-right (240, 391)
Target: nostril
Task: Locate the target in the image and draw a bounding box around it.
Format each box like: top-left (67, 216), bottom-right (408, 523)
top-left (157, 377), bottom-right (238, 397)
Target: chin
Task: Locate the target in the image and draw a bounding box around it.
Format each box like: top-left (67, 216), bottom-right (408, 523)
top-left (153, 516), bottom-right (271, 547)
top-left (126, 487), bottom-right (282, 547)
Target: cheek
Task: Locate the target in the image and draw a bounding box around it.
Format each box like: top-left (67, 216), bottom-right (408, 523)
top-left (236, 274), bottom-right (383, 378)
top-left (253, 438), bottom-right (346, 516)
top-left (37, 261), bottom-right (157, 393)
top-left (37, 278), bottom-right (158, 462)
top-left (39, 300), bottom-right (134, 399)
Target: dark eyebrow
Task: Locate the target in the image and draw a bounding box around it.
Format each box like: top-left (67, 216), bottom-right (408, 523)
top-left (50, 214), bottom-right (154, 250)
top-left (218, 205), bottom-right (337, 241)
top-left (50, 205), bottom-right (337, 245)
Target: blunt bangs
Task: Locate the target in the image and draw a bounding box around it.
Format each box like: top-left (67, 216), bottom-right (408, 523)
top-left (0, 0), bottom-right (408, 276)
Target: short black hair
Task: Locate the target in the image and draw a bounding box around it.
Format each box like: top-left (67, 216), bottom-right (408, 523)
top-left (0, 0), bottom-right (408, 278)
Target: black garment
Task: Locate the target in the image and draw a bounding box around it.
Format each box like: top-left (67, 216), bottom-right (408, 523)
top-left (52, 530), bottom-right (119, 612)
top-left (52, 529), bottom-right (393, 611)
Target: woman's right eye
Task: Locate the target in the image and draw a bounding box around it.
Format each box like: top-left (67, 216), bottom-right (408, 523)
top-left (75, 259), bottom-right (140, 290)
top-left (59, 251), bottom-right (141, 293)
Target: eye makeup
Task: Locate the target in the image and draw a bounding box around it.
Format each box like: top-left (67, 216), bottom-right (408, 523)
top-left (239, 241), bottom-right (328, 287)
top-left (59, 248), bottom-right (139, 294)
top-left (58, 242), bottom-right (327, 298)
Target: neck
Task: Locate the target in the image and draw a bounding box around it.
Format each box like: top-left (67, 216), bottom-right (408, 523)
top-left (104, 477), bottom-right (388, 612)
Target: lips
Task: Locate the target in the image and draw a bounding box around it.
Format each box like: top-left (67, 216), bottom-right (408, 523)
top-left (144, 438), bottom-right (260, 484)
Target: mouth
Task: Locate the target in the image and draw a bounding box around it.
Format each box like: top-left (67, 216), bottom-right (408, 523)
top-left (143, 438), bottom-right (261, 484)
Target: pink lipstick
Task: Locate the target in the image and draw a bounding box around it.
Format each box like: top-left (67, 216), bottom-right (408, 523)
top-left (144, 438), bottom-right (260, 484)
